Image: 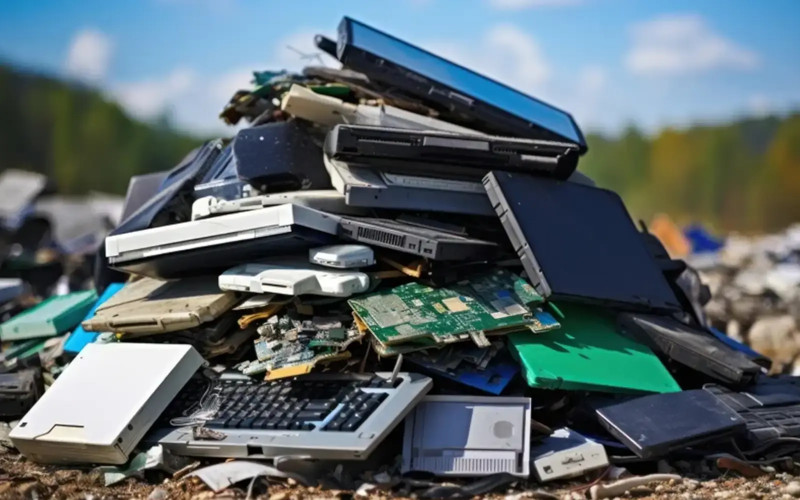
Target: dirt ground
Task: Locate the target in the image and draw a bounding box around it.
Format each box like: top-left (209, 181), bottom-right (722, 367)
top-left (3, 449), bottom-right (800, 500)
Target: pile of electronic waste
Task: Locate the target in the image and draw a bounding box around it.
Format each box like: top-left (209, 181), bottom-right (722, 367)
top-left (0, 16), bottom-right (796, 498)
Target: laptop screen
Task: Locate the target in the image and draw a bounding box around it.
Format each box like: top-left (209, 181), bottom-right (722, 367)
top-left (338, 17), bottom-right (584, 147)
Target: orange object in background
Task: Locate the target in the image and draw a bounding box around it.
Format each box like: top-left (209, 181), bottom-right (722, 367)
top-left (649, 214), bottom-right (691, 257)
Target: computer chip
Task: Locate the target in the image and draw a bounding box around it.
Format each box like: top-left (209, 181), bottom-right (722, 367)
top-left (348, 269), bottom-right (554, 347)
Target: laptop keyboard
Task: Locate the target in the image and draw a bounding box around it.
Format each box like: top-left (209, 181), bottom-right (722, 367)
top-left (704, 384), bottom-right (800, 441)
top-left (161, 373), bottom-right (401, 433)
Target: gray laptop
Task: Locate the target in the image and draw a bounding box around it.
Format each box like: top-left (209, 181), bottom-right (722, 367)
top-left (325, 155), bottom-right (595, 216)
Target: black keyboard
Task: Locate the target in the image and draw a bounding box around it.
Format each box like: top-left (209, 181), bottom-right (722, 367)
top-left (161, 373), bottom-right (400, 433)
top-left (705, 382), bottom-right (800, 443)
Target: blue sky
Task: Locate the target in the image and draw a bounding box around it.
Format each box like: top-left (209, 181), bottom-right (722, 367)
top-left (1, 0), bottom-right (798, 137)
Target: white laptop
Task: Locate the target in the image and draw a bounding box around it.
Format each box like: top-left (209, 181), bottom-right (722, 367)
top-left (220, 258), bottom-right (370, 297)
top-left (10, 343), bottom-right (204, 465)
top-left (105, 203), bottom-right (340, 279)
top-left (191, 190), bottom-right (366, 220)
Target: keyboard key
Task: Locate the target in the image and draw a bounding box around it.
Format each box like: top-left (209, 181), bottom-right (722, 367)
top-left (343, 415), bottom-right (365, 432)
top-left (305, 400), bottom-right (335, 411)
top-left (205, 418), bottom-right (229, 427)
top-left (296, 410), bottom-right (325, 420)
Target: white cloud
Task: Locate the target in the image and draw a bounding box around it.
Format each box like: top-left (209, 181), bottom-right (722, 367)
top-left (625, 14), bottom-right (759, 76)
top-left (560, 64), bottom-right (609, 128)
top-left (113, 68), bottom-right (195, 119)
top-left (488, 0), bottom-right (582, 9)
top-left (748, 94), bottom-right (772, 117)
top-left (577, 65), bottom-right (607, 95)
top-left (427, 24), bottom-right (551, 94)
top-left (109, 29), bottom-right (338, 135)
top-left (65, 29), bottom-right (114, 83)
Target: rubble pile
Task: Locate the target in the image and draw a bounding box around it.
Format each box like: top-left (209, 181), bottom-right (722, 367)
top-left (0, 16), bottom-right (797, 499)
top-left (696, 225), bottom-right (800, 371)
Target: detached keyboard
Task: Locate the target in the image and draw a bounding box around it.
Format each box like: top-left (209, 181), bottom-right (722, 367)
top-left (163, 372), bottom-right (413, 433)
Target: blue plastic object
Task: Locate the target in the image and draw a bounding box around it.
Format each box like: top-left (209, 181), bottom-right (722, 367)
top-left (684, 224), bottom-right (724, 254)
top-left (64, 283), bottom-right (125, 354)
top-left (406, 346), bottom-right (519, 395)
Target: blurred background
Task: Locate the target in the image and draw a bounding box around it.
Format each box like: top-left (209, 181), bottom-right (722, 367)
top-left (0, 0), bottom-right (798, 232)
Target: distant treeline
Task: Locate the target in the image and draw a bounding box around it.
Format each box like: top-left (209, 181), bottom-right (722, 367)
top-left (1, 64), bottom-right (798, 232)
top-left (0, 64), bottom-right (200, 195)
top-left (581, 113), bottom-right (800, 232)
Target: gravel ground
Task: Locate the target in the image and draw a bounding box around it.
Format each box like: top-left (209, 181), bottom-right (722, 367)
top-left (3, 448), bottom-right (800, 500)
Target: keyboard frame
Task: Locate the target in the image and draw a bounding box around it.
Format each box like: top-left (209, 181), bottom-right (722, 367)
top-left (154, 371), bottom-right (432, 460)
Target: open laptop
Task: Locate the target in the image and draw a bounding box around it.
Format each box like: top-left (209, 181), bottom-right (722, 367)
top-left (106, 204), bottom-right (339, 279)
top-left (484, 171), bottom-right (680, 312)
top-left (326, 125), bottom-right (581, 180)
top-left (331, 17), bottom-right (586, 149)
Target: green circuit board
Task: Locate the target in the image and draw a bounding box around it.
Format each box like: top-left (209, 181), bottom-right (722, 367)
top-left (348, 269), bottom-right (555, 348)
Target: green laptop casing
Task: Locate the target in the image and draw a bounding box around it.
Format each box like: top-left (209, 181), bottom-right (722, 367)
top-left (0, 290), bottom-right (97, 342)
top-left (509, 303), bottom-right (680, 394)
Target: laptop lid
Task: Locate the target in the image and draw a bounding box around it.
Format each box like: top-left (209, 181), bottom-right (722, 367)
top-left (484, 171), bottom-right (681, 312)
top-left (595, 390), bottom-right (746, 458)
top-left (508, 302), bottom-right (680, 394)
top-left (336, 17), bottom-right (586, 150)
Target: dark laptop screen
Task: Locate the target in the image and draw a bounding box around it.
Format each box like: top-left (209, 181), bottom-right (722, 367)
top-left (338, 17), bottom-right (584, 147)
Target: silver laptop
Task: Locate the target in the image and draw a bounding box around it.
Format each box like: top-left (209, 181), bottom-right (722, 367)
top-left (105, 203), bottom-right (341, 279)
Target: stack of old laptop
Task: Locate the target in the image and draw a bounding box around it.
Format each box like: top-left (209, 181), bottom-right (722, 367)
top-left (7, 15), bottom-right (796, 493)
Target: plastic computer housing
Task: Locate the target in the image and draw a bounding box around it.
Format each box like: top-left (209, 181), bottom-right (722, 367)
top-left (325, 155), bottom-right (495, 216)
top-left (309, 244), bottom-right (375, 269)
top-left (531, 428), bottom-right (609, 482)
top-left (402, 395), bottom-right (531, 477)
top-left (219, 260), bottom-right (369, 297)
top-left (10, 343), bottom-right (204, 464)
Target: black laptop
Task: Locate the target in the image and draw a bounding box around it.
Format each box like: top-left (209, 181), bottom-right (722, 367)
top-left (330, 17), bottom-right (586, 151)
top-left (338, 216), bottom-right (498, 261)
top-left (618, 313), bottom-right (763, 386)
top-left (325, 125), bottom-right (580, 180)
top-left (596, 390), bottom-right (747, 458)
top-left (483, 171), bottom-right (681, 312)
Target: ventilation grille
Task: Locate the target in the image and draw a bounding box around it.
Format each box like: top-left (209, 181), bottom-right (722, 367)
top-left (416, 457), bottom-right (517, 475)
top-left (356, 227), bottom-right (406, 248)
